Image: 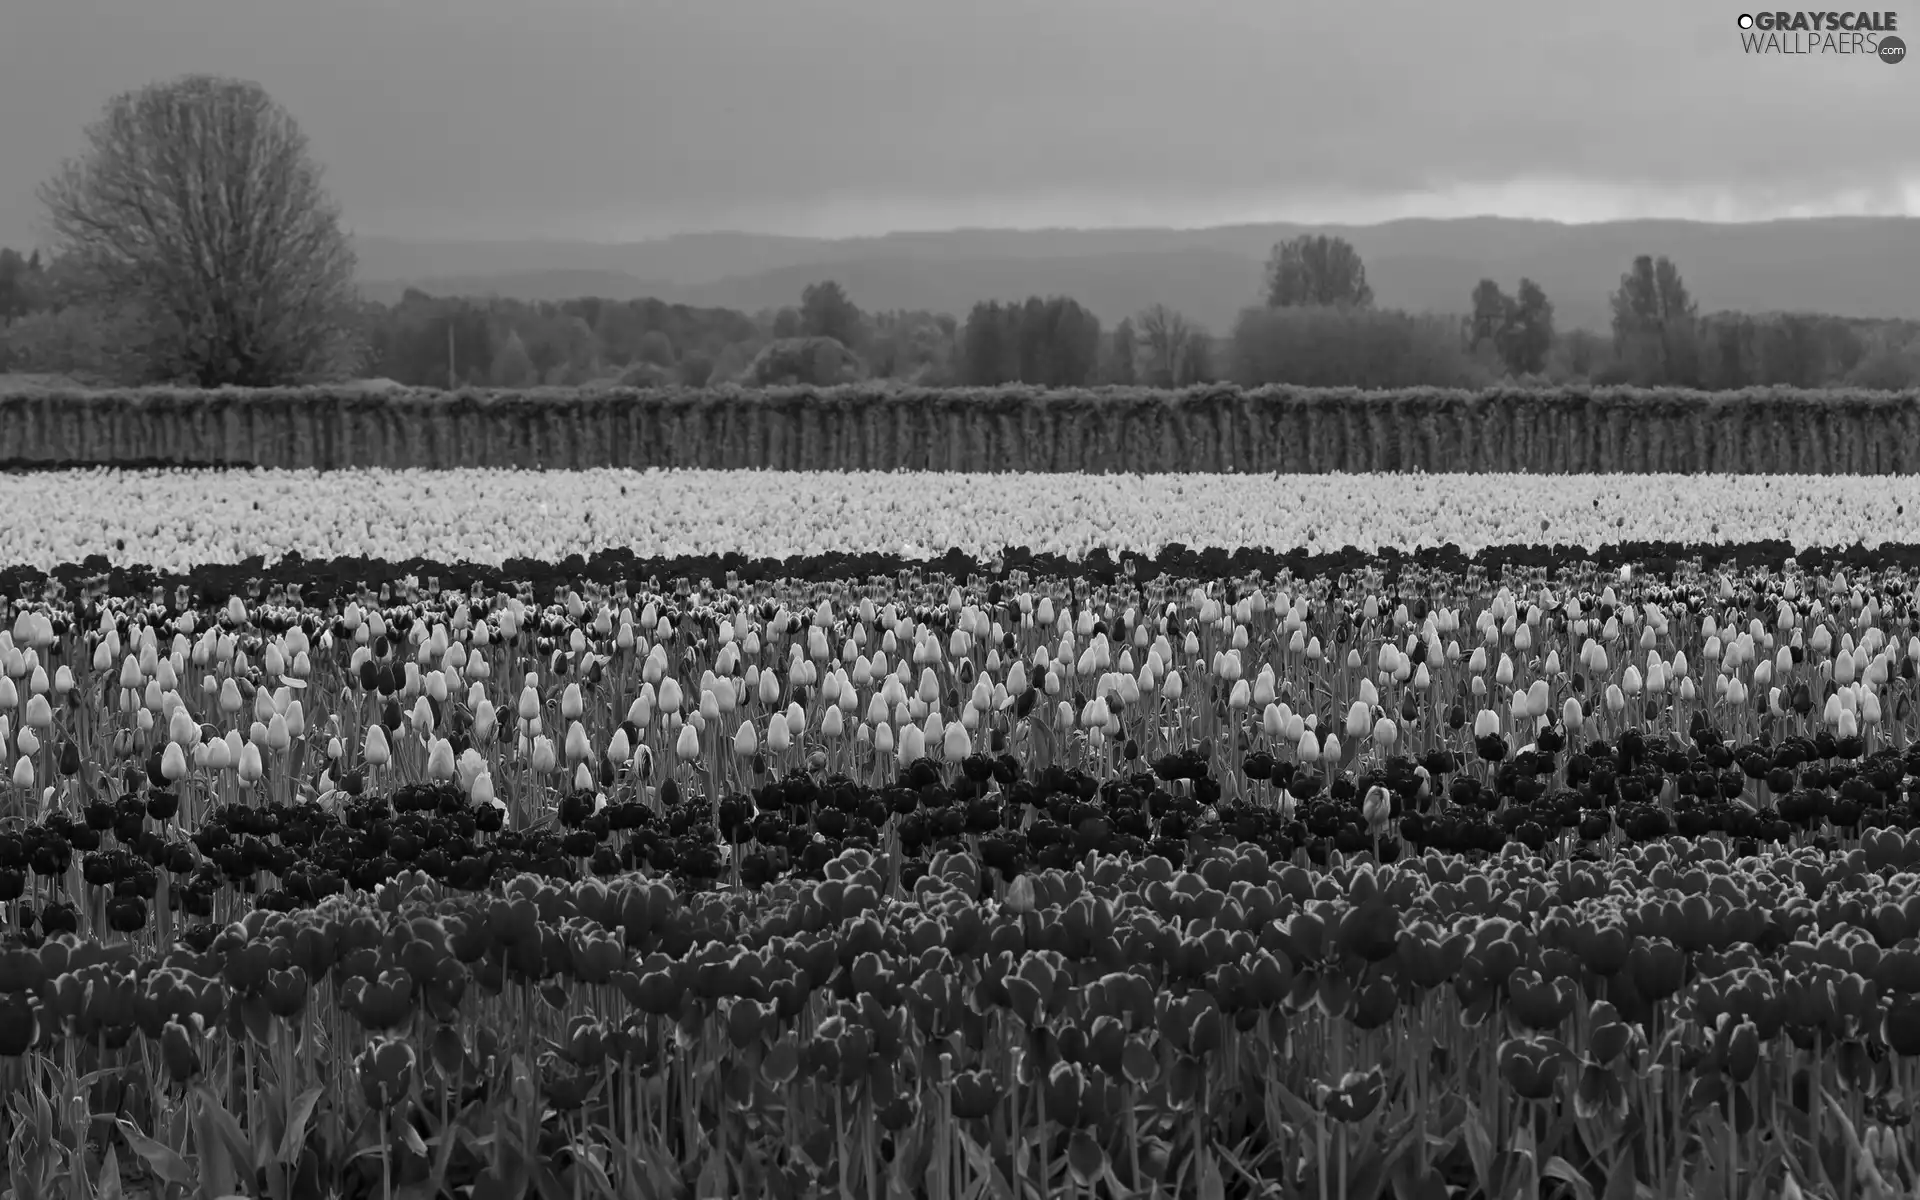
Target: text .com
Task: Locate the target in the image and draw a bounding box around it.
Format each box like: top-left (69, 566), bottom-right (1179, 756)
top-left (1737, 11), bottom-right (1906, 58)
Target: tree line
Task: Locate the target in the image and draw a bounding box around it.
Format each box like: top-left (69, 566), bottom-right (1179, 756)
top-left (2, 75), bottom-right (1917, 393)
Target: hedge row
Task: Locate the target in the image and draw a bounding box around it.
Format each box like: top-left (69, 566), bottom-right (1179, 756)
top-left (2, 384), bottom-right (1918, 473)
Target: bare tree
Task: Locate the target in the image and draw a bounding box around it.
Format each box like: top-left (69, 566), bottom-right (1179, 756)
top-left (1137, 303), bottom-right (1206, 386)
top-left (36, 75), bottom-right (364, 386)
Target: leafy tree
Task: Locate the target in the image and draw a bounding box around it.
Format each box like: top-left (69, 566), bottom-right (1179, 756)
top-left (1465, 280), bottom-right (1511, 354)
top-left (771, 307), bottom-right (801, 340)
top-left (1463, 279), bottom-right (1554, 377)
top-left (0, 249), bottom-right (41, 324)
top-left (1609, 254), bottom-right (1699, 385)
top-left (36, 75), bottom-right (364, 385)
top-left (1104, 318), bottom-right (1138, 385)
top-left (489, 330), bottom-right (535, 388)
top-left (864, 310), bottom-right (955, 382)
top-left (744, 337), bottom-right (863, 386)
top-left (1846, 343), bottom-right (1920, 391)
top-left (1501, 280), bottom-right (1554, 376)
top-left (1015, 297), bottom-right (1102, 387)
top-left (799, 281), bottom-right (864, 349)
top-left (635, 330), bottom-right (676, 368)
top-left (959, 302), bottom-right (1016, 386)
top-left (1264, 235), bottom-right (1374, 308)
top-left (678, 352), bottom-right (715, 387)
top-left (1230, 306), bottom-right (1486, 388)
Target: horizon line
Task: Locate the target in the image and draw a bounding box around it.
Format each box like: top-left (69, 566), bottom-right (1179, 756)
top-left (348, 212), bottom-right (1920, 246)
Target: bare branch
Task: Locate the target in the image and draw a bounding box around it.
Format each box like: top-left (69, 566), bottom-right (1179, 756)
top-left (34, 74), bottom-right (360, 385)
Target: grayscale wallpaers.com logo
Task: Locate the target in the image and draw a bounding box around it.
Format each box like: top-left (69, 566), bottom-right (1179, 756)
top-left (1736, 11), bottom-right (1905, 59)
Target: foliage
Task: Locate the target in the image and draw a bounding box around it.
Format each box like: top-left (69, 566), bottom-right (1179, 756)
top-left (798, 280), bottom-right (865, 351)
top-left (743, 337), bottom-right (866, 386)
top-left (1609, 254), bottom-right (1701, 386)
top-left (958, 297), bottom-right (1103, 387)
top-left (1466, 278), bottom-right (1556, 378)
top-left (1264, 235), bottom-right (1374, 309)
top-left (1230, 306), bottom-right (1489, 389)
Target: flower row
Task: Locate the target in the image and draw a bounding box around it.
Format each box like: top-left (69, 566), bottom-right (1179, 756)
top-left (3, 469), bottom-right (1920, 571)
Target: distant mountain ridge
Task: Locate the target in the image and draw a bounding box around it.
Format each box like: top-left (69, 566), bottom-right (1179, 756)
top-left (351, 216), bottom-right (1920, 335)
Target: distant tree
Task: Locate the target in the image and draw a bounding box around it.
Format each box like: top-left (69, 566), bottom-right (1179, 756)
top-left (1503, 279), bottom-right (1554, 376)
top-left (36, 75), bottom-right (364, 385)
top-left (1104, 317), bottom-right (1138, 385)
top-left (959, 302), bottom-right (1016, 386)
top-left (1136, 304), bottom-right (1211, 386)
top-left (710, 342), bottom-right (754, 384)
top-left (1462, 278), bottom-right (1554, 378)
top-left (1846, 343), bottom-right (1920, 391)
top-left (1013, 297), bottom-right (1101, 387)
top-left (1230, 306), bottom-right (1486, 389)
top-left (1264, 235), bottom-right (1374, 309)
top-left (489, 330), bottom-right (536, 387)
top-left (1185, 333), bottom-right (1215, 384)
top-left (771, 306), bottom-right (801, 340)
top-left (864, 310), bottom-right (955, 381)
top-left (678, 351), bottom-right (714, 387)
top-left (1465, 280), bottom-right (1512, 354)
top-left (744, 336), bottom-right (863, 386)
top-left (635, 329), bottom-right (676, 368)
top-left (1609, 254), bottom-right (1699, 385)
top-left (0, 249), bottom-right (38, 323)
top-left (799, 280), bottom-right (864, 348)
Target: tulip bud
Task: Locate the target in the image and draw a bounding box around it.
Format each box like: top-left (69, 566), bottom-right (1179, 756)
top-left (565, 721), bottom-right (591, 764)
top-left (1342, 701), bottom-right (1368, 740)
top-left (733, 721), bottom-right (758, 757)
top-left (359, 723), bottom-right (394, 767)
top-left (161, 741), bottom-right (187, 782)
top-left (675, 722), bottom-right (701, 761)
top-left (767, 717), bottom-right (791, 754)
top-left (1297, 729), bottom-right (1320, 763)
top-left (470, 771), bottom-right (496, 806)
top-left (530, 735), bottom-right (557, 773)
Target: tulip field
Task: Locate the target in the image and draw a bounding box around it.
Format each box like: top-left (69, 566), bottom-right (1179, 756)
top-left (10, 468), bottom-right (1920, 1199)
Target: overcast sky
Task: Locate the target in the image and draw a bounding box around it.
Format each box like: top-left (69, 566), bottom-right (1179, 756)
top-left (1, 0), bottom-right (1915, 248)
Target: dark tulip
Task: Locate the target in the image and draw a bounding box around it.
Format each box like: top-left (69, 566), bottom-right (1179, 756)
top-left (159, 1020), bottom-right (200, 1083)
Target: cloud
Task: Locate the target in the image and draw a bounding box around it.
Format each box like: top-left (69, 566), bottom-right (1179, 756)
top-left (0, 0), bottom-right (1914, 244)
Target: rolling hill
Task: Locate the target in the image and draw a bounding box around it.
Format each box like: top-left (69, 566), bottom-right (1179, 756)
top-left (352, 216), bottom-right (1920, 334)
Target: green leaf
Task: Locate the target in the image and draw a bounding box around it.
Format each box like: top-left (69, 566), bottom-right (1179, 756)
top-left (1460, 1103), bottom-right (1496, 1199)
top-left (194, 1085), bottom-right (255, 1171)
top-left (1543, 1156), bottom-right (1597, 1200)
top-left (1196, 1148), bottom-right (1225, 1200)
top-left (956, 1128), bottom-right (1018, 1200)
top-left (116, 1118), bottom-right (193, 1187)
top-left (1389, 1161), bottom-right (1451, 1200)
top-left (93, 1146), bottom-right (122, 1200)
top-left (275, 1086), bottom-right (325, 1166)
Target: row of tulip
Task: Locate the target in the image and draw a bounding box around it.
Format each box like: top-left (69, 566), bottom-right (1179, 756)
top-left (3, 469), bottom-right (1920, 572)
top-left (0, 551), bottom-right (1916, 1197)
